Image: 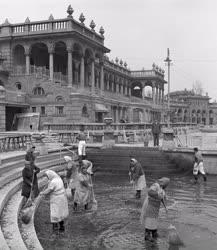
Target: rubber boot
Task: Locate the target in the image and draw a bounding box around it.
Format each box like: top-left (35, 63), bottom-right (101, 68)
top-left (152, 229), bottom-right (158, 239)
top-left (84, 203), bottom-right (88, 210)
top-left (203, 175), bottom-right (207, 182)
top-left (51, 223), bottom-right (58, 238)
top-left (136, 190), bottom-right (141, 199)
top-left (59, 221), bottom-right (65, 233)
top-left (145, 229), bottom-right (153, 241)
top-left (194, 175), bottom-right (198, 184)
top-left (71, 189), bottom-right (75, 198)
top-left (73, 202), bottom-right (78, 211)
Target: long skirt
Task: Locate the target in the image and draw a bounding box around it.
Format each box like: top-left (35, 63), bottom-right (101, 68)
top-left (50, 193), bottom-right (69, 223)
top-left (134, 175), bottom-right (146, 191)
top-left (193, 162), bottom-right (205, 175)
top-left (140, 197), bottom-right (161, 230)
top-left (74, 185), bottom-right (90, 205)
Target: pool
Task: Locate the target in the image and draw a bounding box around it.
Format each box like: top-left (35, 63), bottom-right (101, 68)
top-left (35, 173), bottom-right (217, 250)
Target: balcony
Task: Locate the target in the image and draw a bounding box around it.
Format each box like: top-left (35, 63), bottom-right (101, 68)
top-left (131, 69), bottom-right (165, 80)
top-left (0, 17), bottom-right (105, 46)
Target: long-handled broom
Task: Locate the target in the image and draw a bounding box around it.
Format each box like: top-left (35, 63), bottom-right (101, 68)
top-left (89, 176), bottom-right (98, 211)
top-left (21, 171), bottom-right (36, 224)
top-left (162, 199), bottom-right (185, 247)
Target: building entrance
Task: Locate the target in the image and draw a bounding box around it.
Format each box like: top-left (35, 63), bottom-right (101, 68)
top-left (6, 106), bottom-right (26, 131)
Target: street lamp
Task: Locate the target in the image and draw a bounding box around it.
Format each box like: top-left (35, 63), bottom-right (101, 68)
top-left (164, 48), bottom-right (172, 127)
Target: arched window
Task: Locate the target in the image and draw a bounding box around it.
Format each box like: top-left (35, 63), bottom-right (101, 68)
top-left (15, 82), bottom-right (22, 90)
top-left (56, 96), bottom-right (64, 102)
top-left (33, 87), bottom-right (45, 96)
top-left (82, 104), bottom-right (88, 116)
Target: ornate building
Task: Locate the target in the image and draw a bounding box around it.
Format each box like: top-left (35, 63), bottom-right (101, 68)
top-left (0, 6), bottom-right (167, 131)
top-left (169, 89), bottom-right (217, 125)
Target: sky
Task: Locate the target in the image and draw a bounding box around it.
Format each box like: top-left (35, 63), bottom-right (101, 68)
top-left (1, 0), bottom-right (217, 100)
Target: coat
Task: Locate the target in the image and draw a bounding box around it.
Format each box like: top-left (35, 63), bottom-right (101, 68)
top-left (74, 173), bottom-right (92, 205)
top-left (151, 122), bottom-right (161, 135)
top-left (42, 170), bottom-right (69, 223)
top-left (129, 161), bottom-right (144, 181)
top-left (21, 164), bottom-right (40, 199)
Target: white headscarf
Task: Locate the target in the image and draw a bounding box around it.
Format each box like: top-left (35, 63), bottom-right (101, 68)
top-left (64, 156), bottom-right (72, 162)
top-left (45, 170), bottom-right (64, 192)
top-left (45, 170), bottom-right (61, 181)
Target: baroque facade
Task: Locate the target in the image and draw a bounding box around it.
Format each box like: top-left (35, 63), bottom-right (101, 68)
top-left (0, 6), bottom-right (167, 131)
top-left (169, 89), bottom-right (217, 125)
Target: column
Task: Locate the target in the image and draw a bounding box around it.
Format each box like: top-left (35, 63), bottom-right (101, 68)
top-left (162, 88), bottom-right (164, 104)
top-left (49, 52), bottom-right (53, 81)
top-left (152, 85), bottom-right (155, 104)
top-left (100, 64), bottom-right (104, 94)
top-left (91, 59), bottom-right (95, 94)
top-left (158, 88), bottom-right (161, 104)
top-left (67, 50), bottom-right (73, 86)
top-left (25, 53), bottom-right (30, 75)
top-left (80, 55), bottom-right (85, 88)
top-left (129, 87), bottom-right (132, 96)
top-left (74, 62), bottom-right (79, 84)
top-left (142, 86), bottom-right (145, 99)
top-left (155, 86), bottom-right (159, 104)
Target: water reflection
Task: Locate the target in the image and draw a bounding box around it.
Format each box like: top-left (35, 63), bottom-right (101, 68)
top-left (35, 174), bottom-right (217, 250)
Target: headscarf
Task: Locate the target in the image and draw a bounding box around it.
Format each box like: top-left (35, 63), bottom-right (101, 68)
top-left (64, 156), bottom-right (72, 162)
top-left (82, 160), bottom-right (93, 174)
top-left (158, 177), bottom-right (170, 189)
top-left (45, 170), bottom-right (61, 181)
top-left (130, 158), bottom-right (137, 163)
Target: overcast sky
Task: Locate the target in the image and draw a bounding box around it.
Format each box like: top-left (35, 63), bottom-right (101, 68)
top-left (1, 0), bottom-right (217, 100)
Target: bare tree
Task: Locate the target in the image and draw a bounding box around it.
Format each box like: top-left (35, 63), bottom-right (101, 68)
top-left (192, 80), bottom-right (204, 95)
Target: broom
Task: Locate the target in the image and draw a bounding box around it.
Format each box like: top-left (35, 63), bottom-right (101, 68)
top-left (21, 171), bottom-right (36, 224)
top-left (163, 199), bottom-right (184, 247)
top-left (89, 176), bottom-right (98, 211)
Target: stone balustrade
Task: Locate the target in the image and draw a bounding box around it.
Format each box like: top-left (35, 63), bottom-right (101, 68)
top-left (0, 18), bottom-right (104, 44)
top-left (131, 69), bottom-right (164, 79)
top-left (0, 134), bottom-right (31, 152)
top-left (43, 122), bottom-right (197, 133)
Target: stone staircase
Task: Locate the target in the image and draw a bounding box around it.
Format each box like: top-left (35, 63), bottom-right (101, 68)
top-left (87, 146), bottom-right (182, 177)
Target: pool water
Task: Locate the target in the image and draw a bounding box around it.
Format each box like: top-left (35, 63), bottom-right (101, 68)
top-left (35, 174), bottom-right (217, 250)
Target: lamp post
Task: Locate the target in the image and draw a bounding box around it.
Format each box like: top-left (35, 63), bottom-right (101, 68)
top-left (164, 48), bottom-right (172, 127)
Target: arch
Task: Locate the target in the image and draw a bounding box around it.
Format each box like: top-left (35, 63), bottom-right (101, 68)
top-left (82, 104), bottom-right (88, 116)
top-left (196, 109), bottom-right (201, 124)
top-left (54, 41), bottom-right (67, 75)
top-left (84, 48), bottom-right (94, 60)
top-left (183, 109), bottom-right (188, 122)
top-left (30, 43), bottom-right (49, 68)
top-left (191, 109), bottom-right (196, 123)
top-left (143, 85), bottom-right (152, 98)
top-left (15, 82), bottom-right (22, 90)
top-left (202, 110), bottom-right (206, 125)
top-left (131, 82), bottom-right (142, 98)
top-left (13, 44), bottom-right (25, 66)
top-left (55, 95), bottom-right (64, 102)
top-left (84, 48), bottom-right (94, 87)
top-left (33, 87), bottom-right (45, 96)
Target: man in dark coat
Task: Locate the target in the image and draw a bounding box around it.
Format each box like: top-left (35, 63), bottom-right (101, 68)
top-left (21, 160), bottom-right (40, 203)
top-left (151, 120), bottom-right (161, 146)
